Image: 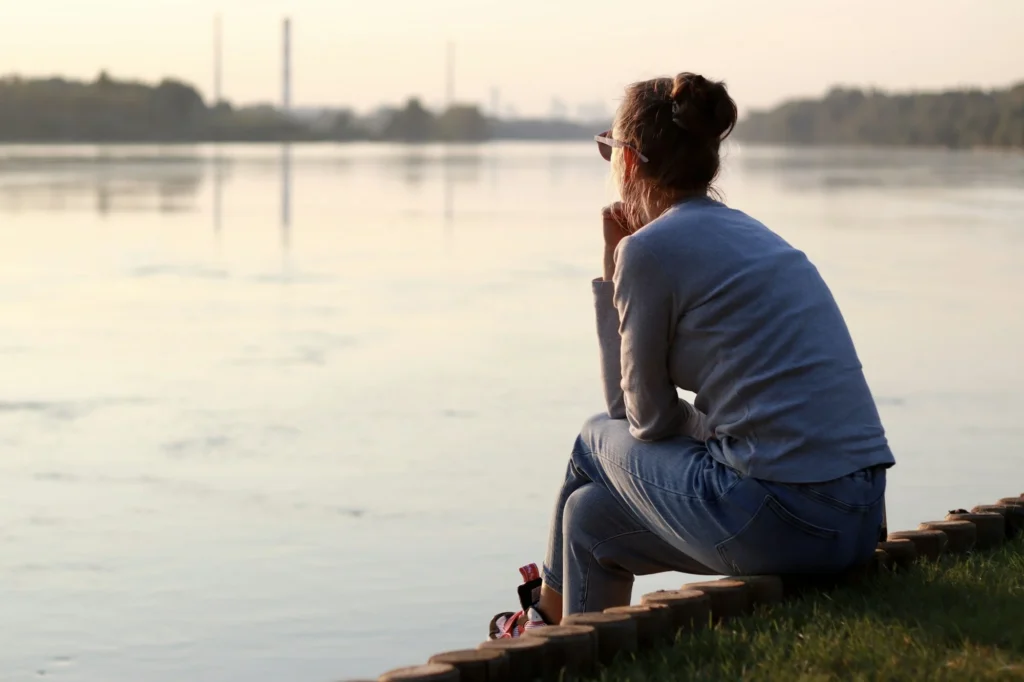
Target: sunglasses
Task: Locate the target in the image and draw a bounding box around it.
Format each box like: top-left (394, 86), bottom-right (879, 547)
top-left (594, 130), bottom-right (649, 163)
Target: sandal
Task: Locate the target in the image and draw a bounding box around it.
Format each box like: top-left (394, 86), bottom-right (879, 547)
top-left (487, 563), bottom-right (552, 639)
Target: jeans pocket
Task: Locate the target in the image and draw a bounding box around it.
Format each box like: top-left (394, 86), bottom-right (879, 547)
top-left (716, 494), bottom-right (842, 575)
top-left (791, 469), bottom-right (887, 513)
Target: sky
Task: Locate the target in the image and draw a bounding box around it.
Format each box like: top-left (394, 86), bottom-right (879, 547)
top-left (2, 0), bottom-right (1022, 117)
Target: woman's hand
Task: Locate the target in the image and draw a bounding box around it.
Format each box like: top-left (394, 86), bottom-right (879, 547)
top-left (602, 202), bottom-right (630, 281)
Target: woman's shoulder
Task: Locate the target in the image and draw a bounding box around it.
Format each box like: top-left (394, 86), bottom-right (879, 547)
top-left (639, 198), bottom-right (784, 252)
top-left (666, 197), bottom-right (764, 229)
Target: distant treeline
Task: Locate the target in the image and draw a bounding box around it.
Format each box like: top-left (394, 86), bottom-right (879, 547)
top-left (8, 72), bottom-right (1021, 149)
top-left (736, 83), bottom-right (1024, 149)
top-left (0, 72), bottom-right (602, 143)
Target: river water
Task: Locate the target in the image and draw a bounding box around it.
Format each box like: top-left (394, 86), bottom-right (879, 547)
top-left (1, 142), bottom-right (1022, 681)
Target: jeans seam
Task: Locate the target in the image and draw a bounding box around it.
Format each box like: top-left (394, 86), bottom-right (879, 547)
top-left (716, 494), bottom-right (769, 572)
top-left (580, 529), bottom-right (651, 611)
top-left (586, 445), bottom-right (741, 501)
top-left (790, 484), bottom-right (884, 513)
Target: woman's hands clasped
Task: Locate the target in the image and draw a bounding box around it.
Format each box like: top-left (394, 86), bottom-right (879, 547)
top-left (601, 202), bottom-right (631, 281)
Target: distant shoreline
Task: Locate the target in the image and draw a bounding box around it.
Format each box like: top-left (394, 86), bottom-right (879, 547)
top-left (2, 72), bottom-right (1021, 150)
top-left (737, 82), bottom-right (1023, 150)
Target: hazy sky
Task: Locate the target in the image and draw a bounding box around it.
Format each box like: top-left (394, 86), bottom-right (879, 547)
top-left (3, 0), bottom-right (1022, 116)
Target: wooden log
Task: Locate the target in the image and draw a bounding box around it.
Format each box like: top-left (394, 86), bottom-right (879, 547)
top-left (561, 612), bottom-right (637, 666)
top-left (887, 529), bottom-right (947, 560)
top-left (777, 572), bottom-right (843, 596)
top-left (945, 511), bottom-right (1006, 550)
top-left (604, 604), bottom-right (672, 650)
top-left (721, 575), bottom-right (784, 607)
top-left (877, 539), bottom-right (918, 568)
top-left (680, 580), bottom-right (750, 622)
top-left (478, 638), bottom-right (547, 682)
top-left (973, 504), bottom-right (1024, 538)
top-left (874, 547), bottom-right (894, 572)
top-left (378, 663), bottom-right (459, 682)
top-left (994, 499), bottom-right (1024, 527)
top-left (997, 497), bottom-right (1024, 508)
top-left (837, 549), bottom-right (888, 587)
top-left (640, 589), bottom-right (712, 632)
top-left (524, 624), bottom-right (596, 680)
top-left (918, 520), bottom-right (977, 554)
top-left (429, 649), bottom-right (508, 682)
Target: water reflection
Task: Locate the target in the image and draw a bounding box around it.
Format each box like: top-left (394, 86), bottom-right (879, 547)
top-left (443, 147), bottom-right (454, 239)
top-left (281, 143), bottom-right (292, 253)
top-left (734, 145), bottom-right (1024, 192)
top-left (212, 146), bottom-right (225, 238)
top-left (0, 148), bottom-right (205, 214)
top-left (0, 144), bottom-right (498, 248)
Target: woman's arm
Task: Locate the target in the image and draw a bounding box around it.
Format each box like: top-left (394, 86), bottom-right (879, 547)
top-left (593, 206), bottom-right (707, 441)
top-left (607, 236), bottom-right (684, 441)
top-left (594, 205), bottom-right (630, 419)
top-left (594, 277), bottom-right (627, 419)
top-left (594, 250), bottom-right (710, 441)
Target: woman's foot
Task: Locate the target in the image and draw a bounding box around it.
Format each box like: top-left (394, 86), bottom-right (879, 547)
top-left (488, 564), bottom-right (553, 639)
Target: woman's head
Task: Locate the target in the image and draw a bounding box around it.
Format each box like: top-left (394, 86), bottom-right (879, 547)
top-left (603, 72), bottom-right (738, 230)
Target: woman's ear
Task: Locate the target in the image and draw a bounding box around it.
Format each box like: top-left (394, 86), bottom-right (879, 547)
top-left (623, 148), bottom-right (639, 179)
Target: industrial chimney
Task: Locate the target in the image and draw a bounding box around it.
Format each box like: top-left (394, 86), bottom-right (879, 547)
top-left (282, 17), bottom-right (292, 112)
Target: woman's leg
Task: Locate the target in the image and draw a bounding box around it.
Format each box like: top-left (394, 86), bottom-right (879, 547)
top-left (539, 480), bottom-right (717, 620)
top-left (562, 483), bottom-right (718, 614)
top-left (540, 413), bottom-right (887, 618)
top-left (541, 415), bottom-right (725, 618)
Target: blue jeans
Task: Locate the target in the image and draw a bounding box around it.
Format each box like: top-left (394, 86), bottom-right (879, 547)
top-left (543, 414), bottom-right (886, 615)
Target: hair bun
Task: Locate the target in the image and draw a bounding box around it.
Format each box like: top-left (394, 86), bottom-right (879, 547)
top-left (670, 72), bottom-right (738, 140)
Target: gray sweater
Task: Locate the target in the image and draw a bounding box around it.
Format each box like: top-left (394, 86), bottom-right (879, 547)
top-left (594, 197), bottom-right (895, 484)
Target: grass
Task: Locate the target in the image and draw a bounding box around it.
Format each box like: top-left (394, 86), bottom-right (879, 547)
top-left (598, 538), bottom-right (1024, 681)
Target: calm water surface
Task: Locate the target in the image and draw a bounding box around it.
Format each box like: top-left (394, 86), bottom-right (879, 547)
top-left (1, 142), bottom-right (1023, 681)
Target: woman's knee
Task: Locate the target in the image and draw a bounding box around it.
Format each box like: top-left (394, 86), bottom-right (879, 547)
top-left (577, 412), bottom-right (632, 459)
top-left (562, 483), bottom-right (636, 547)
top-left (580, 412), bottom-right (616, 441)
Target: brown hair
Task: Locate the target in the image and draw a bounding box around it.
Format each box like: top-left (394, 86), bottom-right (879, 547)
top-left (616, 72), bottom-right (737, 228)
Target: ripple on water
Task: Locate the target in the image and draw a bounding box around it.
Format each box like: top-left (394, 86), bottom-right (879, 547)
top-left (161, 435), bottom-right (232, 458)
top-left (0, 397), bottom-right (154, 421)
top-left (128, 264), bottom-right (229, 280)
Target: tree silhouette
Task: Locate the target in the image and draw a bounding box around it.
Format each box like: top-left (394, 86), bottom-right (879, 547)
top-left (737, 83), bottom-right (1024, 149)
top-left (382, 98), bottom-right (437, 142)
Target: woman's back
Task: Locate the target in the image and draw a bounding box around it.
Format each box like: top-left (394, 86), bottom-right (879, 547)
top-left (612, 197), bottom-right (895, 483)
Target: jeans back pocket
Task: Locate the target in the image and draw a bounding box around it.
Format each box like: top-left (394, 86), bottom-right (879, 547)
top-left (716, 493), bottom-right (846, 576)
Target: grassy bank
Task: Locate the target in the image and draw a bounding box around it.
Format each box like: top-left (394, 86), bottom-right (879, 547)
top-left (600, 538), bottom-right (1024, 681)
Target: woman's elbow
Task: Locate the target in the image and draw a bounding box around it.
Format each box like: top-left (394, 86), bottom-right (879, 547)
top-left (626, 414), bottom-right (680, 442)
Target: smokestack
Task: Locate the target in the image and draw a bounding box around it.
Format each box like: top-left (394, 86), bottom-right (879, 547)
top-left (282, 17), bottom-right (292, 111)
top-left (445, 41), bottom-right (455, 108)
top-left (213, 14), bottom-right (222, 105)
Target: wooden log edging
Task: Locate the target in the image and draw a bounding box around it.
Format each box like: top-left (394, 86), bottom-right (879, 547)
top-left (353, 490), bottom-right (1018, 682)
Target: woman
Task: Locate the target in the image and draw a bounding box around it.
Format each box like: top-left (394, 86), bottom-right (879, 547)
top-left (490, 72), bottom-right (895, 638)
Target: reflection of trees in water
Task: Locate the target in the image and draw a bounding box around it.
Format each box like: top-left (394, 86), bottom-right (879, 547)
top-left (398, 151), bottom-right (429, 186)
top-left (0, 144), bottom-right (495, 253)
top-left (378, 145), bottom-right (486, 189)
top-left (439, 147), bottom-right (483, 234)
top-left (0, 151), bottom-right (206, 214)
top-left (733, 146), bottom-right (1024, 192)
top-left (367, 145), bottom-right (486, 237)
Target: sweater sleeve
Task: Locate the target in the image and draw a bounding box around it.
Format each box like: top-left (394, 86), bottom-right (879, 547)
top-left (593, 278), bottom-right (626, 419)
top-left (594, 236), bottom-right (688, 441)
top-left (614, 237), bottom-right (684, 440)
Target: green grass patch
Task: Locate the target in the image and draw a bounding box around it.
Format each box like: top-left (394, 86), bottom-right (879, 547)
top-left (600, 538), bottom-right (1024, 681)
